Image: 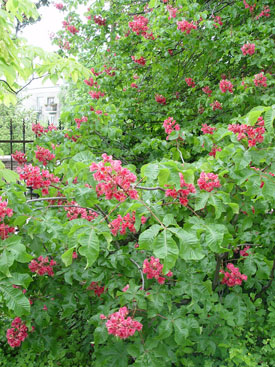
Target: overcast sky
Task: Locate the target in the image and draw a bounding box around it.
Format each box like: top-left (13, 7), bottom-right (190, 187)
top-left (21, 5), bottom-right (64, 52)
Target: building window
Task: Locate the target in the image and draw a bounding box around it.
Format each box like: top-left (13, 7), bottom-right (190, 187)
top-left (47, 97), bottom-right (55, 105)
top-left (49, 115), bottom-right (55, 124)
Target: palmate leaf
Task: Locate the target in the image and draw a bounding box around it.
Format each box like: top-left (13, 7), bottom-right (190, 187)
top-left (224, 293), bottom-right (247, 326)
top-left (78, 229), bottom-right (99, 268)
top-left (168, 227), bottom-right (204, 261)
top-left (0, 282), bottom-right (30, 315)
top-left (153, 230), bottom-right (179, 273)
top-left (138, 224), bottom-right (161, 250)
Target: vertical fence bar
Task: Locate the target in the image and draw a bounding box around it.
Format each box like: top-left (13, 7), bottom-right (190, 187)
top-left (23, 118), bottom-right (26, 153)
top-left (59, 119), bottom-right (62, 130)
top-left (10, 119), bottom-right (13, 171)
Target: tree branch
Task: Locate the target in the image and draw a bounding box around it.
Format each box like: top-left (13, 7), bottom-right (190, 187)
top-left (130, 258), bottom-right (144, 290)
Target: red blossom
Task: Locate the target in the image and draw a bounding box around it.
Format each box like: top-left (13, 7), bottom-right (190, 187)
top-left (74, 116), bottom-right (88, 129)
top-left (155, 94), bottom-right (166, 105)
top-left (254, 72), bottom-right (267, 87)
top-left (220, 263), bottom-right (247, 287)
top-left (177, 20), bottom-right (197, 34)
top-left (201, 124), bottom-right (216, 135)
top-left (219, 79), bottom-right (233, 93)
top-left (90, 153), bottom-right (138, 201)
top-left (102, 307), bottom-right (143, 339)
top-left (110, 212), bottom-right (136, 236)
top-left (6, 318), bottom-right (29, 348)
top-left (202, 86), bottom-right (212, 96)
top-left (94, 15), bottom-right (106, 26)
top-left (209, 145), bottom-right (222, 158)
top-left (87, 281), bottom-right (105, 297)
top-left (131, 56), bottom-right (146, 65)
top-left (64, 201), bottom-right (98, 222)
top-left (197, 172), bottom-right (221, 192)
top-left (35, 146), bottom-right (55, 166)
top-left (11, 151), bottom-right (27, 165)
top-left (17, 164), bottom-right (59, 196)
top-left (241, 43), bottom-right (255, 56)
top-left (185, 78), bottom-right (196, 88)
top-left (143, 256), bottom-right (173, 284)
top-left (228, 117), bottom-right (265, 146)
top-left (28, 256), bottom-right (56, 277)
top-left (165, 173), bottom-right (196, 206)
top-left (210, 101), bottom-right (222, 111)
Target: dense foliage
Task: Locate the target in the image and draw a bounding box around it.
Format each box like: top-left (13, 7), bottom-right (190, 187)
top-left (0, 0), bottom-right (275, 366)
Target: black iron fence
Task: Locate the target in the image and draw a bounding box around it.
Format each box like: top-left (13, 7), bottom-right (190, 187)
top-left (0, 119), bottom-right (62, 171)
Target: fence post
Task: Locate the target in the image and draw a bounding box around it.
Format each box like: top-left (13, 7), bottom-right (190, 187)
top-left (10, 119), bottom-right (13, 171)
top-left (23, 118), bottom-right (26, 153)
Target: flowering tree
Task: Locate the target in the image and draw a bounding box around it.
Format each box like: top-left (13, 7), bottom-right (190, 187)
top-left (0, 0), bottom-right (275, 366)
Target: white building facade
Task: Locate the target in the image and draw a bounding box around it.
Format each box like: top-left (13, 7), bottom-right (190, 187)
top-left (20, 78), bottom-right (62, 125)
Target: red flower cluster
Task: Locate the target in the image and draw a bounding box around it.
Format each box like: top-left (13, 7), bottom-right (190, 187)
top-left (35, 146), bottom-right (55, 166)
top-left (66, 25), bottom-right (79, 35)
top-left (185, 78), bottom-right (195, 88)
top-left (110, 212), bottom-right (136, 236)
top-left (89, 90), bottom-right (105, 99)
top-left (209, 145), bottom-right (222, 158)
top-left (64, 132), bottom-right (79, 142)
top-left (201, 123), bottom-right (216, 135)
top-left (6, 317), bottom-right (28, 348)
top-left (256, 6), bottom-right (270, 20)
top-left (32, 123), bottom-right (57, 137)
top-left (128, 15), bottom-right (154, 39)
top-left (213, 15), bottom-right (223, 28)
top-left (155, 94), bottom-right (166, 105)
top-left (94, 15), bottom-right (106, 26)
top-left (167, 5), bottom-right (178, 19)
top-left (210, 100), bottom-right (222, 111)
top-left (102, 306), bottom-right (143, 339)
top-left (17, 164), bottom-right (59, 195)
top-left (131, 56), bottom-right (146, 65)
top-left (243, 0), bottom-right (255, 14)
top-left (219, 79), bottom-right (233, 93)
top-left (74, 116), bottom-right (88, 129)
top-left (0, 196), bottom-right (13, 221)
top-left (0, 223), bottom-right (15, 240)
top-left (163, 117), bottom-right (180, 140)
top-left (165, 172), bottom-right (196, 206)
top-left (143, 256), bottom-right (173, 284)
top-left (54, 3), bottom-right (63, 10)
top-left (131, 82), bottom-right (138, 88)
top-left (240, 246), bottom-right (250, 257)
top-left (220, 263), bottom-right (247, 287)
top-left (64, 201), bottom-right (98, 222)
top-left (0, 197), bottom-right (15, 239)
top-left (228, 117), bottom-right (265, 147)
top-left (87, 281), bottom-right (105, 296)
top-left (202, 86), bottom-right (212, 96)
top-left (254, 72), bottom-right (267, 87)
top-left (11, 151), bottom-right (27, 165)
top-left (28, 256), bottom-right (56, 277)
top-left (177, 20), bottom-right (197, 34)
top-left (241, 43), bottom-right (255, 56)
top-left (90, 153), bottom-right (138, 202)
top-left (84, 77), bottom-right (98, 87)
top-left (197, 172), bottom-right (221, 192)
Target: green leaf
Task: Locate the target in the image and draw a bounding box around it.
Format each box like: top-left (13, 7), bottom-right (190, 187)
top-left (78, 229), bottom-right (99, 268)
top-left (1, 168), bottom-right (19, 183)
top-left (148, 0), bottom-right (157, 8)
top-left (204, 224), bottom-right (227, 253)
top-left (141, 163), bottom-right (159, 180)
top-left (169, 228), bottom-right (204, 261)
top-left (173, 318), bottom-right (189, 344)
top-left (208, 194), bottom-right (225, 219)
top-left (0, 250), bottom-right (14, 276)
top-left (158, 168), bottom-right (170, 186)
top-left (224, 293), bottom-right (247, 326)
top-left (0, 283), bottom-right (30, 315)
top-left (138, 224), bottom-right (161, 250)
top-left (61, 247), bottom-right (75, 267)
top-left (153, 230), bottom-right (179, 273)
top-left (264, 107), bottom-right (275, 133)
top-left (194, 192), bottom-right (210, 211)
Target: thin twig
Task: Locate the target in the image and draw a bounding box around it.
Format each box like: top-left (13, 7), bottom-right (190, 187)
top-left (138, 198), bottom-right (166, 229)
top-left (26, 196), bottom-right (69, 203)
top-left (176, 140), bottom-right (185, 164)
top-left (130, 258), bottom-right (145, 290)
top-left (135, 185), bottom-right (166, 192)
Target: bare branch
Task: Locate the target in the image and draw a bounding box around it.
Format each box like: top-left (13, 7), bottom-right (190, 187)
top-left (130, 258), bottom-right (145, 290)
